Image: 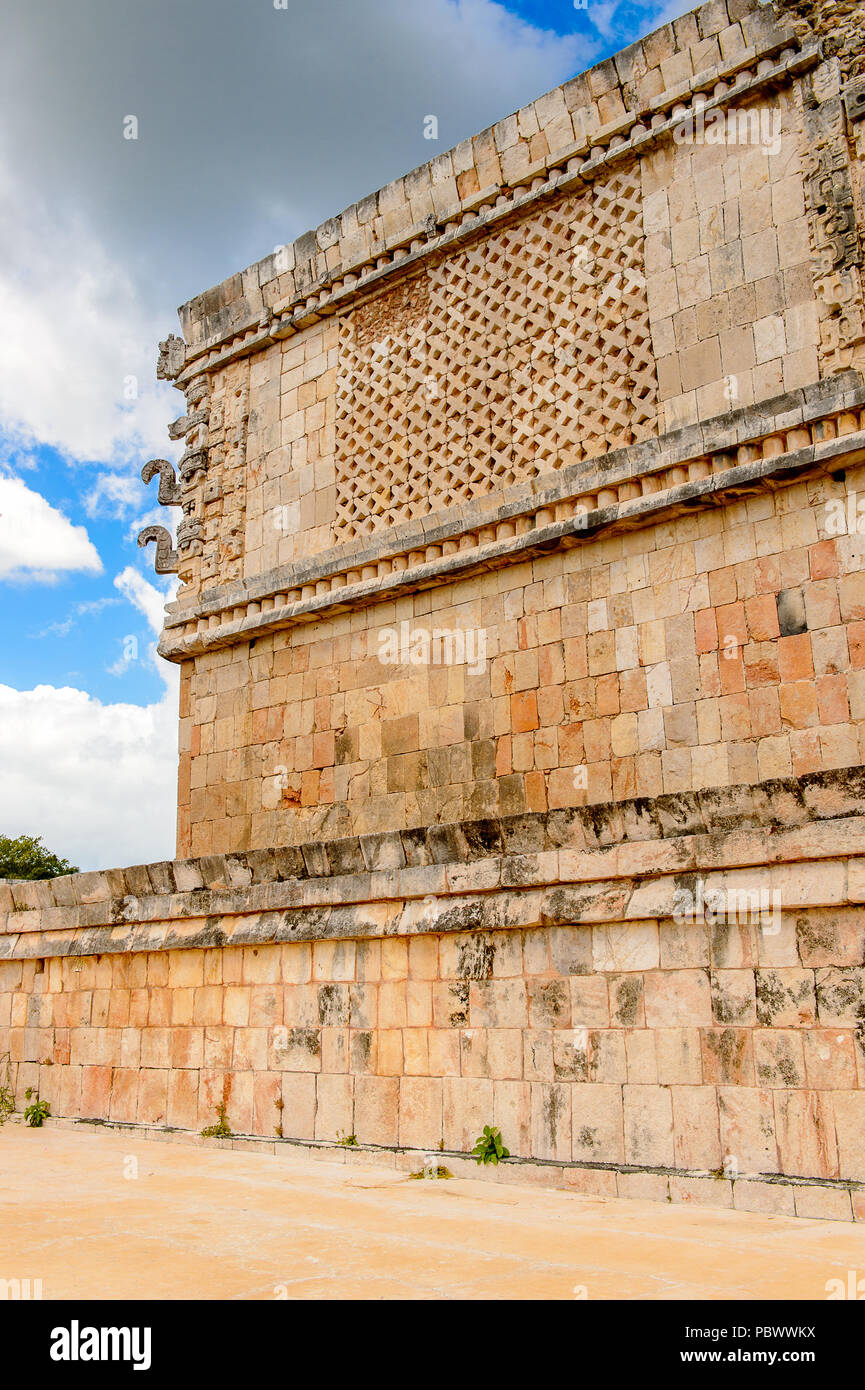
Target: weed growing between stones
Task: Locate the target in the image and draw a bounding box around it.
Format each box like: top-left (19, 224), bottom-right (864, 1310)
top-left (200, 1103), bottom-right (233, 1138)
top-left (472, 1125), bottom-right (509, 1165)
top-left (0, 1053), bottom-right (15, 1124)
top-left (23, 1088), bottom-right (50, 1128)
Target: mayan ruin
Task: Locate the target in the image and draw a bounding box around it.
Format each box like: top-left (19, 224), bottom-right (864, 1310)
top-left (4, 0), bottom-right (865, 1263)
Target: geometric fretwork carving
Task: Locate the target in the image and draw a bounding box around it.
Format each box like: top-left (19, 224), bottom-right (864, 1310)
top-left (334, 157), bottom-right (659, 540)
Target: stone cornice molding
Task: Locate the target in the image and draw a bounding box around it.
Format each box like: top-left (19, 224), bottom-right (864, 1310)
top-left (2, 767), bottom-right (863, 955)
top-left (157, 374), bottom-right (865, 661)
top-left (168, 34), bottom-right (817, 384)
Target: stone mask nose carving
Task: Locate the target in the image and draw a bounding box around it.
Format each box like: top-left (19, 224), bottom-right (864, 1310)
top-left (137, 525), bottom-right (177, 574)
top-left (140, 458), bottom-right (181, 506)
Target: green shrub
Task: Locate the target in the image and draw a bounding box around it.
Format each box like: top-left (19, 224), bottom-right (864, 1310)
top-left (472, 1125), bottom-right (509, 1165)
top-left (23, 1088), bottom-right (50, 1128)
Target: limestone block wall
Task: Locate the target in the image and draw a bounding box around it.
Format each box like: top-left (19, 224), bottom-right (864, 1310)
top-left (181, 30), bottom-right (830, 585)
top-left (235, 75), bottom-right (817, 572)
top-left (2, 769), bottom-right (864, 1219)
top-left (151, 0), bottom-right (865, 595)
top-left (93, 0), bottom-right (865, 1219)
top-left (174, 382), bottom-right (865, 856)
top-left (140, 0), bottom-right (865, 859)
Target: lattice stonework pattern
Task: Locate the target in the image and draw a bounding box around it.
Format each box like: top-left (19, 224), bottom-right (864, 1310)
top-left (335, 158), bottom-right (659, 540)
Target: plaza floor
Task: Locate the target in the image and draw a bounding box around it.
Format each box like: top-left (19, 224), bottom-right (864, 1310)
top-left (1, 1124), bottom-right (861, 1300)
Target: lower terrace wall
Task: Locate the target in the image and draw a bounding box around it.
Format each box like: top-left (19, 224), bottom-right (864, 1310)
top-left (2, 767), bottom-right (864, 1220)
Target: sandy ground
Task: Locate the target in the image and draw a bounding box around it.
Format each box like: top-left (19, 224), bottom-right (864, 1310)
top-left (1, 1124), bottom-right (862, 1300)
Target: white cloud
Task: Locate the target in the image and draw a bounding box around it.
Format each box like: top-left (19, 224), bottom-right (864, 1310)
top-left (0, 565), bottom-right (181, 869)
top-left (0, 548), bottom-right (184, 867)
top-left (124, 506), bottom-right (179, 547)
top-left (0, 474), bottom-right (102, 581)
top-left (587, 2), bottom-right (624, 41)
top-left (84, 472), bottom-right (146, 520)
top-left (0, 128), bottom-right (182, 867)
top-left (638, 0), bottom-right (700, 29)
top-left (114, 565), bottom-right (175, 639)
top-left (33, 595), bottom-right (121, 639)
top-left (0, 156), bottom-right (176, 466)
top-left (108, 566), bottom-right (176, 677)
top-left (0, 678), bottom-right (179, 871)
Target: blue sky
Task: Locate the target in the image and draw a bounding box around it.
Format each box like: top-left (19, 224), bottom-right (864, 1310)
top-left (0, 0), bottom-right (682, 869)
top-left (503, 0), bottom-right (669, 41)
top-left (2, 446), bottom-right (171, 706)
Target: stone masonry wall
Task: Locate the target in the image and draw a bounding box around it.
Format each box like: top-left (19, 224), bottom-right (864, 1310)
top-left (140, 0), bottom-right (865, 863)
top-left (150, 0), bottom-right (865, 598)
top-left (194, 68), bottom-right (820, 583)
top-left (176, 418), bottom-right (865, 857)
top-left (67, 0), bottom-right (865, 1218)
top-left (2, 769), bottom-right (865, 1219)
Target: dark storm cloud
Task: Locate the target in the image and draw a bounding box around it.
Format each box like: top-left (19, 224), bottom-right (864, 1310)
top-left (0, 0), bottom-right (591, 317)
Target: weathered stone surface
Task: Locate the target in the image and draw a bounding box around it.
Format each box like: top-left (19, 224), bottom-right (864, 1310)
top-left (5, 0), bottom-right (865, 1222)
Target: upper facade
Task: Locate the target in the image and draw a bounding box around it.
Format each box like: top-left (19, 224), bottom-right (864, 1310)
top-left (140, 0), bottom-right (865, 858)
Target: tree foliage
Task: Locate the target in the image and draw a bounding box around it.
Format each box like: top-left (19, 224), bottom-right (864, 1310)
top-left (0, 834), bottom-right (78, 880)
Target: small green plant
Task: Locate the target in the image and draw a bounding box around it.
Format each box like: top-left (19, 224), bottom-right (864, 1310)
top-left (201, 1103), bottom-right (233, 1138)
top-left (409, 1165), bottom-right (453, 1180)
top-left (472, 1124), bottom-right (509, 1165)
top-left (336, 1131), bottom-right (358, 1147)
top-left (0, 1053), bottom-right (14, 1126)
top-left (23, 1088), bottom-right (50, 1128)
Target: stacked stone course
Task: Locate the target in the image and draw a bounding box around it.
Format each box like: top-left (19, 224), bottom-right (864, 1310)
top-left (2, 769), bottom-right (865, 1216)
top-left (7, 0), bottom-right (865, 1216)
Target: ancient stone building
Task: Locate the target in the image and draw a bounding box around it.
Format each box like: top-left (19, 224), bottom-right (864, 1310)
top-left (3, 0), bottom-right (865, 1218)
